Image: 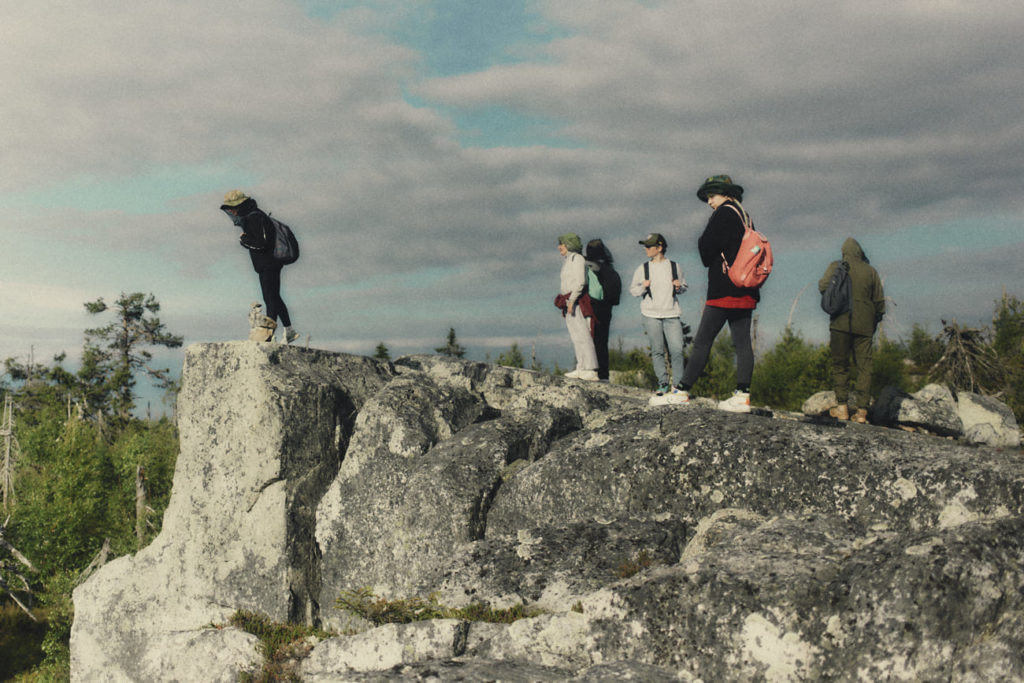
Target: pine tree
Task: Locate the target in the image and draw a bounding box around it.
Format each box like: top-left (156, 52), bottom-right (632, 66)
top-left (82, 293), bottom-right (184, 421)
top-left (435, 328), bottom-right (466, 358)
top-left (496, 343), bottom-right (525, 368)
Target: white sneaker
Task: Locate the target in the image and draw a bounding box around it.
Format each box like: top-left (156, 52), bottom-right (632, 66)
top-left (565, 369), bottom-right (582, 379)
top-left (718, 390), bottom-right (751, 413)
top-left (576, 369), bottom-right (599, 381)
top-left (665, 388), bottom-right (690, 405)
top-left (284, 328), bottom-right (300, 345)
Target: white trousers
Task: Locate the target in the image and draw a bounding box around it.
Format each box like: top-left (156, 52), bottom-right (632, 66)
top-left (565, 308), bottom-right (598, 371)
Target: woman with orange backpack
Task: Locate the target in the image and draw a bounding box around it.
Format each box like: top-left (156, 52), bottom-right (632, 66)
top-left (673, 175), bottom-right (760, 412)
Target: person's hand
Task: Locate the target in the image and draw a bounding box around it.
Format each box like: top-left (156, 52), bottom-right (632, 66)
top-left (642, 280), bottom-right (651, 288)
top-left (673, 279), bottom-right (682, 291)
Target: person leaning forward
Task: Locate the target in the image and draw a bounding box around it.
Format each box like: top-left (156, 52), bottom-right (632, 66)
top-left (220, 190), bottom-right (300, 344)
top-left (818, 237), bottom-right (885, 423)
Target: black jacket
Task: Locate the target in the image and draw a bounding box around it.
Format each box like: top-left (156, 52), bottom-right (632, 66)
top-left (697, 199), bottom-right (760, 303)
top-left (224, 198), bottom-right (278, 273)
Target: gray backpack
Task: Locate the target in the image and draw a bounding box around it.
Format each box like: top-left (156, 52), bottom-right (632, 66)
top-left (820, 261), bottom-right (851, 316)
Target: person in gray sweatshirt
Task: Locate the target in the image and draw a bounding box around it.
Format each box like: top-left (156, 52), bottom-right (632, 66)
top-left (629, 233), bottom-right (687, 395)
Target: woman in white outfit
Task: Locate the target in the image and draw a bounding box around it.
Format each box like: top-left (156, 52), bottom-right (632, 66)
top-left (557, 233), bottom-right (599, 381)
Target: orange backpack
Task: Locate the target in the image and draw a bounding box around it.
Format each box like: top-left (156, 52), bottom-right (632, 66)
top-left (721, 203), bottom-right (772, 288)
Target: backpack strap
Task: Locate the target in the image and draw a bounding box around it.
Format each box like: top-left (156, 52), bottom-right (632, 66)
top-left (720, 203), bottom-right (752, 270)
top-left (723, 202), bottom-right (752, 230)
top-left (642, 260), bottom-right (679, 299)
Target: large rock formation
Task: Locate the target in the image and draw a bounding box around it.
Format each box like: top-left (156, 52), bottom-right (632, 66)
top-left (71, 343), bottom-right (1024, 681)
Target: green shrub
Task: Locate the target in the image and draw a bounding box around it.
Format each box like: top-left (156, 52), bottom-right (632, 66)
top-left (609, 341), bottom-right (656, 389)
top-left (690, 335), bottom-right (737, 400)
top-left (0, 603), bottom-right (47, 681)
top-left (751, 328), bottom-right (830, 410)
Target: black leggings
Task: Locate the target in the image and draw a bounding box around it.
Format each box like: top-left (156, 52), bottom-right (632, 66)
top-left (258, 267), bottom-right (291, 327)
top-left (680, 306), bottom-right (753, 391)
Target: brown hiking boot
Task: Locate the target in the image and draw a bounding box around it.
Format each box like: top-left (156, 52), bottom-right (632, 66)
top-left (850, 408), bottom-right (868, 424)
top-left (829, 404), bottom-right (849, 420)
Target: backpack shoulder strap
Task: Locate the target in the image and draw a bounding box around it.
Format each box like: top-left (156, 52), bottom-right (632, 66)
top-left (723, 202), bottom-right (752, 230)
top-left (720, 204), bottom-right (752, 268)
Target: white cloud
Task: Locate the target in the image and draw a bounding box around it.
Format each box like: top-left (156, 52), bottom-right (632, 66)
top-left (2, 0), bottom-right (1023, 376)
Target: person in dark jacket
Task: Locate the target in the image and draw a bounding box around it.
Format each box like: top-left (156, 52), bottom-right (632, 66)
top-left (585, 239), bottom-right (620, 381)
top-left (220, 190), bottom-right (299, 344)
top-left (818, 238), bottom-right (885, 423)
top-left (674, 175), bottom-right (759, 413)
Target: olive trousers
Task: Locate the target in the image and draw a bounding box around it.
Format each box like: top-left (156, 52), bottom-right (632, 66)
top-left (830, 330), bottom-right (874, 409)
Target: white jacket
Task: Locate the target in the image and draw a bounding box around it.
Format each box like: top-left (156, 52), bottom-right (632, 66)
top-left (560, 252), bottom-right (587, 307)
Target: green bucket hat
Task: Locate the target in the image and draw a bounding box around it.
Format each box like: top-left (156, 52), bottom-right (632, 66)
top-left (558, 233), bottom-right (583, 253)
top-left (696, 175), bottom-right (744, 202)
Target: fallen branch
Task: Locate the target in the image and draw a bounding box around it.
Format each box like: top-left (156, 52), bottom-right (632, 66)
top-left (1, 516), bottom-right (38, 621)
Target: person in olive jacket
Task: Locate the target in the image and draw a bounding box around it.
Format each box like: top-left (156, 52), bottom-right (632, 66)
top-left (818, 237), bottom-right (885, 422)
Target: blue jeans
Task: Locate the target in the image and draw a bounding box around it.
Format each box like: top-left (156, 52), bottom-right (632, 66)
top-left (643, 315), bottom-right (685, 387)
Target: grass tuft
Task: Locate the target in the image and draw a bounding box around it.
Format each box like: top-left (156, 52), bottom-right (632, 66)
top-left (335, 588), bottom-right (542, 626)
top-left (227, 610), bottom-right (332, 683)
top-left (615, 550), bottom-right (657, 579)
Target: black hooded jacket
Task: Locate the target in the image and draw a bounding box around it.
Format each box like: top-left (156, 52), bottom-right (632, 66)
top-left (222, 198), bottom-right (279, 273)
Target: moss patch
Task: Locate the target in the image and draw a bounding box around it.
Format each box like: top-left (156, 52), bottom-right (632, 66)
top-left (336, 588), bottom-right (542, 626)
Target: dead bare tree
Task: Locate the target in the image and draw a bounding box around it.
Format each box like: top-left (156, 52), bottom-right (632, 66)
top-left (930, 320), bottom-right (999, 394)
top-left (135, 465), bottom-right (155, 550)
top-left (1, 515), bottom-right (38, 621)
top-left (75, 538), bottom-right (111, 588)
top-left (1, 394), bottom-right (20, 510)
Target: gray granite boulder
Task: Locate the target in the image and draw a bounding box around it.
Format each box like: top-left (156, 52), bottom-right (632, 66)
top-left (71, 344), bottom-right (1024, 682)
top-left (957, 390), bottom-right (1021, 448)
top-left (801, 389), bottom-right (837, 416)
top-left (874, 383), bottom-right (964, 436)
top-left (70, 343), bottom-right (393, 681)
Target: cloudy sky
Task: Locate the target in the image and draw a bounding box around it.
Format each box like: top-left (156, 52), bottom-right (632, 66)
top-left (3, 0), bottom-right (1023, 398)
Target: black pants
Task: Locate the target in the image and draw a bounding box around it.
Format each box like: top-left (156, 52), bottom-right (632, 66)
top-left (258, 266), bottom-right (291, 327)
top-left (592, 303), bottom-right (613, 380)
top-left (680, 306), bottom-right (753, 390)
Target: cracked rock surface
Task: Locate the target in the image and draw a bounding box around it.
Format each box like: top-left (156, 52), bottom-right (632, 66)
top-left (71, 343), bottom-right (1024, 681)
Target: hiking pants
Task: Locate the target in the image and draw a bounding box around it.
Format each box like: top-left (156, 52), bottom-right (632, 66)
top-left (830, 330), bottom-right (873, 409)
top-left (592, 303), bottom-right (613, 380)
top-left (680, 306), bottom-right (754, 391)
top-left (258, 266), bottom-right (292, 327)
top-left (565, 306), bottom-right (598, 371)
top-left (642, 315), bottom-right (685, 388)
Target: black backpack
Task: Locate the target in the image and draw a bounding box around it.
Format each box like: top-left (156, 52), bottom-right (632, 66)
top-left (596, 265), bottom-right (622, 306)
top-left (820, 261), bottom-right (851, 316)
top-left (267, 215), bottom-right (300, 265)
